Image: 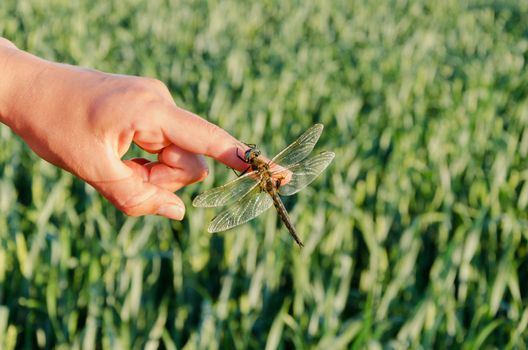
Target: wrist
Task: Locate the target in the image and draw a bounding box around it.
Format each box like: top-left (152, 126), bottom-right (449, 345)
top-left (0, 43), bottom-right (18, 124)
top-left (0, 42), bottom-right (52, 131)
top-left (0, 38), bottom-right (20, 122)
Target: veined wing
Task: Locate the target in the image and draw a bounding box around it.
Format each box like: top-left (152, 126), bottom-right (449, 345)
top-left (275, 151), bottom-right (335, 196)
top-left (271, 124), bottom-right (324, 168)
top-left (192, 172), bottom-right (259, 208)
top-left (207, 188), bottom-right (273, 233)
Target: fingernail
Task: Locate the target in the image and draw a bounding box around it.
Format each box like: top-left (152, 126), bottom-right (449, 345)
top-left (158, 203), bottom-right (185, 220)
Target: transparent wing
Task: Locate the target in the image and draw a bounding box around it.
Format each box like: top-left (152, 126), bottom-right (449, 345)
top-left (207, 189), bottom-right (273, 233)
top-left (276, 151), bottom-right (335, 196)
top-left (192, 172), bottom-right (259, 208)
top-left (271, 124), bottom-right (324, 168)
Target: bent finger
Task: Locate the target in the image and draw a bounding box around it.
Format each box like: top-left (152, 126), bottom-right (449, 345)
top-left (124, 150), bottom-right (208, 192)
top-left (92, 160), bottom-right (186, 220)
top-left (158, 144), bottom-right (208, 180)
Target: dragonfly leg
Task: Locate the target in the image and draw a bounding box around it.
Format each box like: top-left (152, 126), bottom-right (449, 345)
top-left (239, 166), bottom-right (251, 176)
top-left (231, 165), bottom-right (251, 177)
top-left (236, 148), bottom-right (247, 163)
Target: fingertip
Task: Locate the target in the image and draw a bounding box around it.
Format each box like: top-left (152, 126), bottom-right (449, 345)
top-left (195, 155), bottom-right (209, 182)
top-left (157, 202), bottom-right (185, 220)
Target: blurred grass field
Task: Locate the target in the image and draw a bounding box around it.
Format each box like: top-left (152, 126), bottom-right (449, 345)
top-left (1, 0), bottom-right (528, 348)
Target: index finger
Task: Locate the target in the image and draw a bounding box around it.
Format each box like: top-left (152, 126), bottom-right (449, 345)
top-left (161, 105), bottom-right (266, 172)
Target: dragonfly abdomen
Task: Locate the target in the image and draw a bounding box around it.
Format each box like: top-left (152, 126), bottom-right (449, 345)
top-left (271, 193), bottom-right (304, 247)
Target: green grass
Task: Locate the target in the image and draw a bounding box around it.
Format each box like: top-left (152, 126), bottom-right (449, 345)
top-left (1, 0), bottom-right (528, 348)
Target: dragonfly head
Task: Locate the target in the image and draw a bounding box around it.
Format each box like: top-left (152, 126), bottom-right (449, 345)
top-left (244, 147), bottom-right (261, 162)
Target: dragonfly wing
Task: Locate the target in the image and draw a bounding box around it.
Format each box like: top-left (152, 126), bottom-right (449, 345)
top-left (207, 188), bottom-right (273, 233)
top-left (192, 172), bottom-right (259, 208)
top-left (277, 151), bottom-right (335, 196)
top-left (271, 124), bottom-right (324, 168)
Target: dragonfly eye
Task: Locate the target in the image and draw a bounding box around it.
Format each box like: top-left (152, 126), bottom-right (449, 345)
top-left (244, 147), bottom-right (261, 162)
top-left (244, 149), bottom-right (253, 162)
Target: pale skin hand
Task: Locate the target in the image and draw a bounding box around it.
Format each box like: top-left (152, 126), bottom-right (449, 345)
top-left (0, 37), bottom-right (256, 220)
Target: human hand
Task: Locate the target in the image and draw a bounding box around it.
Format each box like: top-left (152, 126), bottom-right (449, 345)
top-left (0, 41), bottom-right (252, 220)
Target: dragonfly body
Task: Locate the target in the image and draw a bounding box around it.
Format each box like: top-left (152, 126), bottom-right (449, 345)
top-left (193, 123), bottom-right (334, 247)
top-left (244, 148), bottom-right (304, 247)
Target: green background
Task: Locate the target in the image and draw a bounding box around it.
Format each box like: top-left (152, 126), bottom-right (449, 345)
top-left (1, 0), bottom-right (528, 348)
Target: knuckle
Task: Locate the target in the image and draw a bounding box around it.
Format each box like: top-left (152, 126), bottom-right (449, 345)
top-left (113, 198), bottom-right (142, 216)
top-left (204, 121), bottom-right (223, 137)
top-left (126, 81), bottom-right (155, 100)
top-left (124, 77), bottom-right (165, 100)
top-left (120, 205), bottom-right (141, 217)
top-left (147, 78), bottom-right (165, 89)
top-left (112, 191), bottom-right (148, 217)
top-left (203, 122), bottom-right (229, 157)
top-left (146, 78), bottom-right (170, 95)
top-left (203, 122), bottom-right (224, 146)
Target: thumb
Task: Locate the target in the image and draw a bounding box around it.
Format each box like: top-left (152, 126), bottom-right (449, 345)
top-left (90, 159), bottom-right (185, 220)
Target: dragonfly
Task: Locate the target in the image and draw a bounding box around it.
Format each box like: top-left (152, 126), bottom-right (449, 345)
top-left (192, 123), bottom-right (334, 247)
